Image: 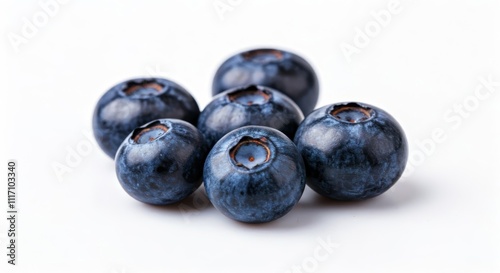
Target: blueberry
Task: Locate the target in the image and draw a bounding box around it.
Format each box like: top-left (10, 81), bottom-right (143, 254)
top-left (93, 77), bottom-right (200, 158)
top-left (204, 126), bottom-right (306, 223)
top-left (115, 119), bottom-right (208, 205)
top-left (198, 85), bottom-right (304, 148)
top-left (294, 102), bottom-right (408, 201)
top-left (212, 48), bottom-right (319, 114)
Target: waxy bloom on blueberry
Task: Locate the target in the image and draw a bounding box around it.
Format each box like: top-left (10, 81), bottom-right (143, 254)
top-left (198, 85), bottom-right (304, 148)
top-left (115, 119), bottom-right (208, 205)
top-left (93, 77), bottom-right (200, 158)
top-left (212, 48), bottom-right (319, 114)
top-left (204, 126), bottom-right (306, 223)
top-left (294, 102), bottom-right (408, 201)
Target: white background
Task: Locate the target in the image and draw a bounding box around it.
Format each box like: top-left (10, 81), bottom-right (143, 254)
top-left (1, 0), bottom-right (499, 272)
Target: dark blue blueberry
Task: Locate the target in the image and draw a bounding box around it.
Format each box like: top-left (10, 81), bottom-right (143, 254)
top-left (198, 85), bottom-right (304, 148)
top-left (115, 119), bottom-right (208, 205)
top-left (204, 126), bottom-right (306, 223)
top-left (212, 48), bottom-right (319, 114)
top-left (93, 77), bottom-right (200, 158)
top-left (294, 102), bottom-right (408, 201)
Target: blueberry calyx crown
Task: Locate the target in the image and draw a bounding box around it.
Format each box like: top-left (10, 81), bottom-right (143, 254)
top-left (131, 122), bottom-right (169, 144)
top-left (242, 49), bottom-right (283, 63)
top-left (122, 79), bottom-right (165, 98)
top-left (228, 86), bottom-right (271, 105)
top-left (229, 136), bottom-right (271, 170)
top-left (330, 103), bottom-right (374, 123)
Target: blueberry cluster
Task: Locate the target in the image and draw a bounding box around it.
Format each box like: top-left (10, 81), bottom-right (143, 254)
top-left (93, 48), bottom-right (408, 223)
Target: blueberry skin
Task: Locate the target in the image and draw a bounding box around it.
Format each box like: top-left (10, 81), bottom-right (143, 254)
top-left (212, 48), bottom-right (319, 114)
top-left (93, 77), bottom-right (200, 158)
top-left (198, 85), bottom-right (304, 148)
top-left (294, 102), bottom-right (408, 201)
top-left (204, 126), bottom-right (306, 223)
top-left (115, 119), bottom-right (208, 205)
